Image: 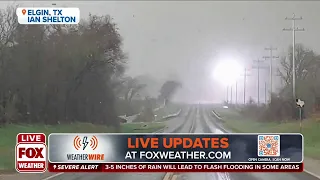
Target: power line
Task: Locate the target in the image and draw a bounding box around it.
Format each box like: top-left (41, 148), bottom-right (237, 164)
top-left (252, 59), bottom-right (268, 105)
top-left (231, 85), bottom-right (233, 104)
top-left (235, 81), bottom-right (238, 105)
top-left (226, 86), bottom-right (229, 104)
top-left (241, 68), bottom-right (251, 104)
top-left (283, 13), bottom-right (305, 100)
top-left (263, 47), bottom-right (279, 103)
top-left (275, 71), bottom-right (284, 88)
top-left (264, 81), bottom-right (267, 104)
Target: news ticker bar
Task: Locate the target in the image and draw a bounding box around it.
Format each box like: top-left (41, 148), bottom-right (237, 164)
top-left (48, 133), bottom-right (303, 163)
top-left (15, 133), bottom-right (304, 173)
top-left (48, 163), bottom-right (303, 172)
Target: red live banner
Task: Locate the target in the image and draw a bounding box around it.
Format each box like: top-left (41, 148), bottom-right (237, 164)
top-left (48, 163), bottom-right (303, 173)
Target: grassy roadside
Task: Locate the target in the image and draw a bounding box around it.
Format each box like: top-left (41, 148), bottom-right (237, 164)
top-left (216, 108), bottom-right (320, 159)
top-left (0, 122), bottom-right (165, 173)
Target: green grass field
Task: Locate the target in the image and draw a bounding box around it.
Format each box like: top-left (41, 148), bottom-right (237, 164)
top-left (216, 108), bottom-right (320, 159)
top-left (0, 122), bottom-right (165, 172)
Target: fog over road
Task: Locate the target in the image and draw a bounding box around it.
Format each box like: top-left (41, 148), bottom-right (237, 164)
top-left (45, 104), bottom-right (318, 180)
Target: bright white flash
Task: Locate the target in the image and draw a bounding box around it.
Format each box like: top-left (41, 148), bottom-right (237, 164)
top-left (212, 60), bottom-right (243, 86)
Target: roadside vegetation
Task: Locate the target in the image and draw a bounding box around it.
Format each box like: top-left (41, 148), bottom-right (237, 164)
top-left (0, 6), bottom-right (180, 172)
top-left (0, 5), bottom-right (182, 127)
top-left (217, 107), bottom-right (320, 159)
top-left (217, 43), bottom-right (320, 159)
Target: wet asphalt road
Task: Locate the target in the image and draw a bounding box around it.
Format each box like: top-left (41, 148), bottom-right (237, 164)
top-left (47, 104), bottom-right (319, 180)
top-left (47, 105), bottom-right (196, 180)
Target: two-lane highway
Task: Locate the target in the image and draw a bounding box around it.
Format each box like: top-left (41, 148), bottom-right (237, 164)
top-left (13, 104), bottom-right (319, 180)
top-left (177, 104), bottom-right (320, 180)
top-left (44, 105), bottom-right (197, 180)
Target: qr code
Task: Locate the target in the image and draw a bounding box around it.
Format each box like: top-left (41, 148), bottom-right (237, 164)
top-left (257, 135), bottom-right (280, 157)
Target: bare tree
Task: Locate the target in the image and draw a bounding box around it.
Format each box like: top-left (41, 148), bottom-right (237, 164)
top-left (277, 44), bottom-right (320, 113)
top-left (278, 44), bottom-right (319, 86)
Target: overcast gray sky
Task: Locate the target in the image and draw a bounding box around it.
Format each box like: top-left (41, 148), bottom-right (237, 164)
top-left (5, 1), bottom-right (320, 103)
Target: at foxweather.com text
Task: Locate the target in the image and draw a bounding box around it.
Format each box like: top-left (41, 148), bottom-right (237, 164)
top-left (124, 151), bottom-right (231, 160)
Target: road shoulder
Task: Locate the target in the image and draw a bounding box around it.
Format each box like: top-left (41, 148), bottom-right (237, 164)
top-left (213, 107), bottom-right (320, 179)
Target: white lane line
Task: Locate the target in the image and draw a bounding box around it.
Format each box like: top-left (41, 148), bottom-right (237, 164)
top-left (41, 173), bottom-right (64, 180)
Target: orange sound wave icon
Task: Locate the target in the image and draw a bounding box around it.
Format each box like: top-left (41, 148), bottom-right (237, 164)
top-left (73, 136), bottom-right (81, 150)
top-left (73, 135), bottom-right (99, 150)
top-left (90, 136), bottom-right (98, 150)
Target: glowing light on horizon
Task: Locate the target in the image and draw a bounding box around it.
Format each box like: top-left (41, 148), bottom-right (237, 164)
top-left (212, 59), bottom-right (243, 86)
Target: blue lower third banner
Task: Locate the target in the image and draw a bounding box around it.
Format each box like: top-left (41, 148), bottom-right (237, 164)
top-left (48, 133), bottom-right (303, 163)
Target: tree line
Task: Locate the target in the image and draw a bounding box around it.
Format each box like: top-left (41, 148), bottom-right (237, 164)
top-left (0, 6), bottom-right (181, 127)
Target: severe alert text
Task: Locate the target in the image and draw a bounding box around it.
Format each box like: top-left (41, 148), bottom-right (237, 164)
top-left (48, 163), bottom-right (303, 173)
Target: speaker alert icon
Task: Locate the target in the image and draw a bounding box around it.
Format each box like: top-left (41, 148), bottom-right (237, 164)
top-left (73, 135), bottom-right (99, 150)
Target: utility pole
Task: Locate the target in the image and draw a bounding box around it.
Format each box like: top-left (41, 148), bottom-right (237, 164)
top-left (275, 71), bottom-right (284, 90)
top-left (265, 81), bottom-right (267, 104)
top-left (226, 86), bottom-right (229, 104)
top-left (244, 71), bottom-right (246, 104)
top-left (283, 13), bottom-right (305, 100)
top-left (253, 59), bottom-right (268, 105)
top-left (231, 85), bottom-right (233, 104)
top-left (263, 46), bottom-right (279, 102)
top-left (235, 81), bottom-right (238, 105)
top-left (241, 68), bottom-right (251, 104)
